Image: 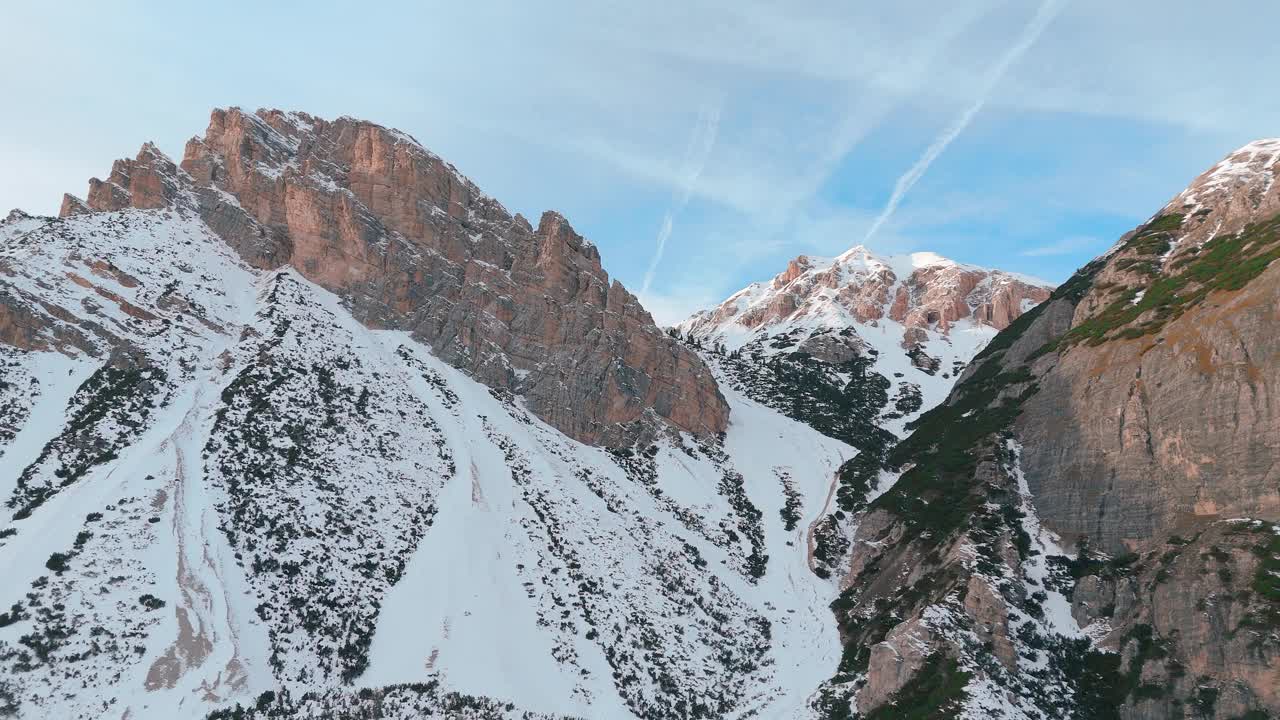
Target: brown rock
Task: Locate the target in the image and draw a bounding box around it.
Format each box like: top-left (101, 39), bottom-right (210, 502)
top-left (58, 194), bottom-right (91, 217)
top-left (859, 619), bottom-right (934, 712)
top-left (0, 293), bottom-right (45, 351)
top-left (54, 107), bottom-right (728, 446)
top-left (1072, 522), bottom-right (1280, 719)
top-left (683, 246), bottom-right (1051, 348)
top-left (81, 143), bottom-right (184, 213)
top-left (1016, 156), bottom-right (1280, 553)
top-left (962, 574), bottom-right (1016, 669)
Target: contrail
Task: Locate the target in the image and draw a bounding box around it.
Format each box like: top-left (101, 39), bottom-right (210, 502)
top-left (861, 0), bottom-right (1066, 244)
top-left (781, 2), bottom-right (996, 224)
top-left (640, 100), bottom-right (721, 296)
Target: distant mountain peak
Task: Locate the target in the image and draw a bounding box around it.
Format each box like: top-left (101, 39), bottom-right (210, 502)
top-left (681, 245), bottom-right (1052, 353)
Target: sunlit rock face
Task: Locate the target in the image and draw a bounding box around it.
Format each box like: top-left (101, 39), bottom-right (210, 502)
top-left (56, 107), bottom-right (728, 447)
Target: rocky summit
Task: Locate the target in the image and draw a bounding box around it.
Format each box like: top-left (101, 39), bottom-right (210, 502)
top-left (679, 246), bottom-right (1052, 433)
top-left (0, 110), bottom-right (1277, 720)
top-left (682, 246), bottom-right (1051, 344)
top-left (55, 108), bottom-right (728, 447)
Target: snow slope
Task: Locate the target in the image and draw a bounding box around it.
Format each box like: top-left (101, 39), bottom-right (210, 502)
top-left (0, 207), bottom-right (856, 719)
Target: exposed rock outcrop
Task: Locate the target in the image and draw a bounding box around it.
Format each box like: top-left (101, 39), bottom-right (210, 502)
top-left (1070, 521), bottom-right (1280, 720)
top-left (1015, 154), bottom-right (1280, 552)
top-left (53, 107), bottom-right (728, 446)
top-left (1018, 260), bottom-right (1280, 551)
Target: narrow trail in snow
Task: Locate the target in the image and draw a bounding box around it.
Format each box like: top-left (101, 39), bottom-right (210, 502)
top-left (145, 438), bottom-right (213, 692)
top-left (806, 468), bottom-right (842, 574)
top-left (145, 366), bottom-right (252, 706)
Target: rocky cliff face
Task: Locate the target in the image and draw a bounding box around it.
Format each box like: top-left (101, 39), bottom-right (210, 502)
top-left (54, 108), bottom-right (727, 447)
top-left (1016, 140), bottom-right (1280, 553)
top-left (818, 141), bottom-right (1280, 719)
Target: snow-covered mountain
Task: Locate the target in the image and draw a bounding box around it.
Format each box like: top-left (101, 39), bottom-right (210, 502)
top-left (9, 106), bottom-right (1273, 720)
top-left (0, 177), bottom-right (857, 719)
top-left (671, 247), bottom-right (1052, 584)
top-left (678, 246), bottom-right (1052, 436)
top-left (0, 108), bottom-right (916, 720)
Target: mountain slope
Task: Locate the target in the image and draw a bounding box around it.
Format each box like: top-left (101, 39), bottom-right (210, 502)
top-left (55, 108), bottom-right (727, 448)
top-left (677, 246), bottom-right (1052, 579)
top-left (0, 111), bottom-right (862, 720)
top-left (820, 141), bottom-right (1280, 719)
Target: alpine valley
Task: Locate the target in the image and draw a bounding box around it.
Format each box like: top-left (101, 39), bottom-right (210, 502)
top-left (0, 109), bottom-right (1276, 720)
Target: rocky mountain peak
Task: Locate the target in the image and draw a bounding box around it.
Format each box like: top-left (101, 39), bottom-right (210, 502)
top-left (682, 245), bottom-right (1051, 351)
top-left (1083, 137), bottom-right (1280, 295)
top-left (59, 141), bottom-right (186, 218)
top-left (1067, 137), bottom-right (1280, 345)
top-left (1166, 137), bottom-right (1280, 239)
top-left (49, 107), bottom-right (729, 446)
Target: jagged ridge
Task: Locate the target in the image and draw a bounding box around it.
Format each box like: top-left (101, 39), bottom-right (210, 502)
top-left (55, 107), bottom-right (728, 448)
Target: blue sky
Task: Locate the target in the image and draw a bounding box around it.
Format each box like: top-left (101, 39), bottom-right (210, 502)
top-left (5, 1), bottom-right (1280, 323)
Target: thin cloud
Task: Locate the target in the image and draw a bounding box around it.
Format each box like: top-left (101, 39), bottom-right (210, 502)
top-left (862, 0), bottom-right (1068, 245)
top-left (640, 100), bottom-right (722, 296)
top-left (776, 2), bottom-right (997, 224)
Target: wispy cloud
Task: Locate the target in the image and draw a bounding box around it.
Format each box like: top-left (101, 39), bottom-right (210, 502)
top-left (10, 0), bottom-right (1278, 312)
top-left (1020, 235), bottom-right (1101, 257)
top-left (861, 0), bottom-right (1068, 245)
top-left (640, 100), bottom-right (722, 295)
top-left (637, 260), bottom-right (738, 326)
top-left (774, 2), bottom-right (997, 223)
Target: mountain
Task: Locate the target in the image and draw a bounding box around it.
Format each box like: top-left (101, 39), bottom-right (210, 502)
top-left (1, 106), bottom-right (1276, 720)
top-left (52, 108), bottom-right (727, 448)
top-left (676, 247), bottom-right (1052, 580)
top-left (681, 246), bottom-right (1051, 346)
top-left (0, 108), bottom-right (855, 720)
top-left (818, 140), bottom-right (1280, 718)
top-left (678, 246), bottom-right (1052, 434)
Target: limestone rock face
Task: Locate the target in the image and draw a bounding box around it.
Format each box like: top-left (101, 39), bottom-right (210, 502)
top-left (1014, 148), bottom-right (1280, 553)
top-left (1017, 269), bottom-right (1280, 550)
top-left (858, 618), bottom-right (933, 712)
top-left (55, 108), bottom-right (728, 446)
top-left (1071, 521), bottom-right (1280, 720)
